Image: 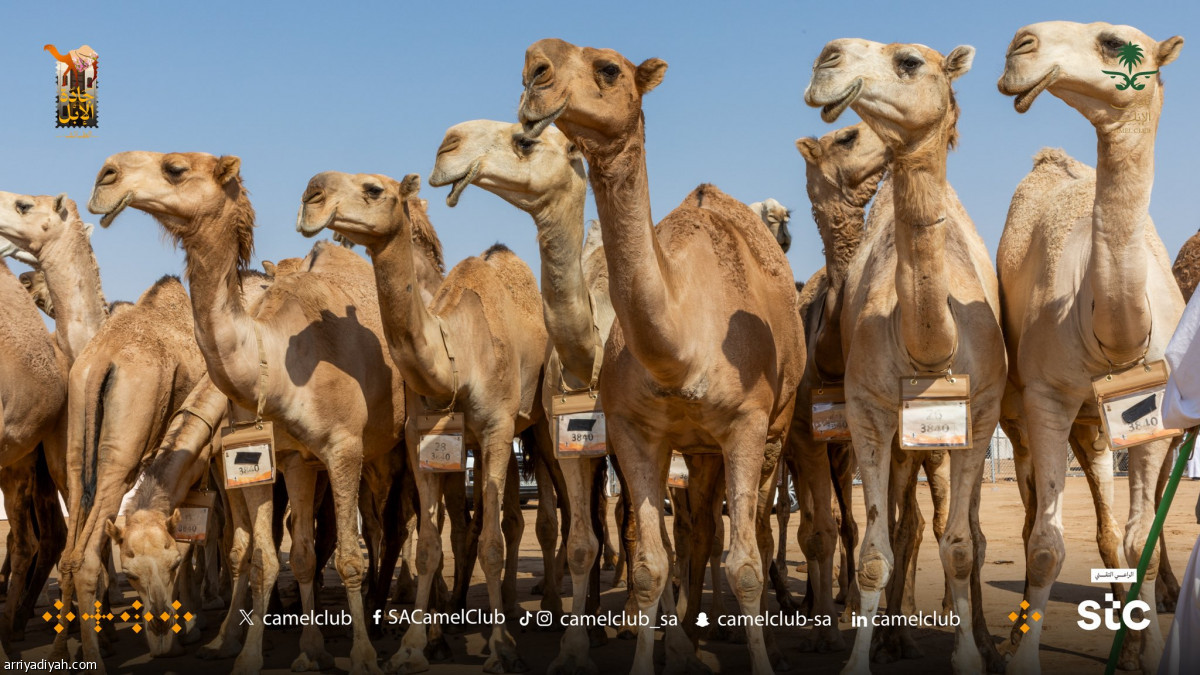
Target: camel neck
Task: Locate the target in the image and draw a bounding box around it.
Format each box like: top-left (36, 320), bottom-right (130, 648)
top-left (531, 188), bottom-right (600, 384)
top-left (179, 202), bottom-right (261, 410)
top-left (38, 226), bottom-right (107, 364)
top-left (891, 135), bottom-right (957, 370)
top-left (585, 117), bottom-right (691, 386)
top-left (367, 212), bottom-right (457, 401)
top-left (132, 376), bottom-right (227, 514)
top-left (1087, 96), bottom-right (1160, 363)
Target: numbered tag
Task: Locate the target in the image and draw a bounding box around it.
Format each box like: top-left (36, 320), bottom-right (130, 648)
top-left (666, 453), bottom-right (689, 489)
top-left (899, 375), bottom-right (971, 450)
top-left (811, 386), bottom-right (851, 442)
top-left (174, 489), bottom-right (216, 543)
top-left (1093, 360), bottom-right (1182, 450)
top-left (220, 421), bottom-right (275, 489)
top-left (417, 412), bottom-right (467, 472)
top-left (551, 391), bottom-right (606, 458)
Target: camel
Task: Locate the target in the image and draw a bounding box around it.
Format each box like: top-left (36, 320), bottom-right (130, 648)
top-left (19, 270), bottom-right (53, 318)
top-left (996, 22), bottom-right (1185, 673)
top-left (778, 122), bottom-right (889, 649)
top-left (430, 119), bottom-right (630, 672)
top-left (804, 38), bottom-right (1007, 674)
top-left (749, 199), bottom-right (792, 252)
top-left (297, 169), bottom-right (548, 673)
top-left (519, 39), bottom-right (805, 675)
top-left (0, 259), bottom-right (69, 663)
top-left (0, 193), bottom-right (107, 363)
top-left (90, 152), bottom-right (406, 675)
top-left (1174, 230), bottom-right (1200, 301)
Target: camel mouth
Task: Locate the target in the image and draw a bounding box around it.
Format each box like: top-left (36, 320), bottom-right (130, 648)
top-left (96, 192), bottom-right (132, 229)
top-left (819, 79), bottom-right (862, 124)
top-left (1007, 66), bottom-right (1059, 114)
top-left (296, 205), bottom-right (337, 238)
top-left (521, 100), bottom-right (567, 139)
top-left (434, 160), bottom-right (480, 208)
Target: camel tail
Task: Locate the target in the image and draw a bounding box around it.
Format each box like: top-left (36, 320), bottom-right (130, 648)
top-left (79, 364), bottom-right (116, 518)
top-left (516, 426), bottom-right (539, 483)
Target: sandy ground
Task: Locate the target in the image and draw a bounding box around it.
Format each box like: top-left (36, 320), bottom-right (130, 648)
top-left (6, 476), bottom-right (1199, 674)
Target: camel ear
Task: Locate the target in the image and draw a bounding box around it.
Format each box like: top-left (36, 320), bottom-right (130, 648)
top-left (214, 156), bottom-right (241, 185)
top-left (261, 260), bottom-right (276, 277)
top-left (1158, 36), bottom-right (1184, 67)
top-left (82, 222), bottom-right (95, 239)
top-left (167, 509), bottom-right (181, 535)
top-left (795, 137), bottom-right (822, 165)
top-left (400, 174), bottom-right (421, 200)
top-left (54, 193), bottom-right (70, 219)
top-left (635, 58), bottom-right (668, 94)
top-left (105, 518), bottom-right (123, 544)
top-left (944, 46), bottom-right (974, 81)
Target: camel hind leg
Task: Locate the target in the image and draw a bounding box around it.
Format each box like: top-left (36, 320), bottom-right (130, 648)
top-left (279, 454), bottom-right (333, 672)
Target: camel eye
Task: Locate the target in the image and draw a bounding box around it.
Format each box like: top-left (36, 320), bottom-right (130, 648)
top-left (836, 130), bottom-right (858, 146)
top-left (516, 137), bottom-right (537, 153)
top-left (1102, 36), bottom-right (1125, 52)
top-left (364, 184), bottom-right (384, 198)
top-left (898, 56), bottom-right (923, 72)
top-left (164, 164), bottom-right (187, 179)
top-left (597, 63), bottom-right (620, 81)
top-left (15, 201), bottom-right (32, 215)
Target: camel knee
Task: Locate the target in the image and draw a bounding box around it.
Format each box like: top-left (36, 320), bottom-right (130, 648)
top-left (1027, 547), bottom-right (1061, 588)
top-left (289, 545), bottom-right (316, 583)
top-left (334, 550), bottom-right (365, 587)
top-left (568, 531), bottom-right (599, 576)
top-left (941, 539), bottom-right (973, 581)
top-left (415, 538), bottom-right (441, 576)
top-left (631, 560), bottom-right (667, 608)
top-left (857, 554), bottom-right (890, 594)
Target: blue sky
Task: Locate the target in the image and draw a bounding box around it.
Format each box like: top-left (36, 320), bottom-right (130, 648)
top-left (1, 1), bottom-right (1196, 310)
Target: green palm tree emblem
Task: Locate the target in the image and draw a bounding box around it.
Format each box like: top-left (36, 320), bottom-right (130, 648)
top-left (1103, 41), bottom-right (1158, 90)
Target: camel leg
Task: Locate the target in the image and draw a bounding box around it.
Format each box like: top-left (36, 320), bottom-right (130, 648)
top-left (225, 483), bottom-right (278, 675)
top-left (775, 460), bottom-right (791, 571)
top-left (682, 455), bottom-right (722, 645)
top-left (0, 463), bottom-right (36, 645)
top-left (532, 432), bottom-right (564, 618)
top-left (392, 482), bottom-right (419, 605)
top-left (278, 455), bottom-right (332, 671)
top-left (1007, 386), bottom-right (1076, 675)
top-left (721, 415), bottom-right (774, 675)
top-left (548, 454), bottom-right (601, 675)
top-left (449, 452), bottom-right (478, 614)
top-left (501, 452), bottom-right (524, 619)
top-left (1121, 438), bottom-right (1171, 673)
top-left (925, 451), bottom-right (952, 613)
top-left (1154, 446), bottom-right (1180, 613)
top-left (669, 483), bottom-right (692, 619)
top-left (199, 487), bottom-right (253, 659)
top-left (756, 447), bottom-right (791, 672)
top-left (601, 472), bottom-right (620, 571)
top-left (388, 458), bottom-right (449, 674)
top-left (842, 398), bottom-right (897, 675)
top-left (831, 443), bottom-right (859, 614)
top-left (873, 447), bottom-right (923, 664)
top-left (795, 434), bottom-right (843, 652)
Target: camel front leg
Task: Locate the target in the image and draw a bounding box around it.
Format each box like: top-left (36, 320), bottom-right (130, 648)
top-left (279, 455), bottom-right (332, 672)
top-left (548, 455), bottom-right (600, 675)
top-left (478, 425), bottom-right (527, 674)
top-left (199, 486), bottom-right (252, 659)
top-left (532, 429), bottom-right (564, 618)
top-left (501, 452), bottom-right (525, 619)
top-left (842, 400), bottom-right (897, 675)
top-left (830, 442), bottom-right (859, 614)
top-left (228, 483), bottom-right (278, 675)
top-left (0, 463), bottom-right (36, 645)
top-left (1120, 438), bottom-right (1172, 674)
top-left (924, 451), bottom-right (952, 613)
top-left (940, 434), bottom-right (990, 674)
top-left (682, 454), bottom-right (721, 644)
top-left (387, 463), bottom-right (447, 674)
top-left (795, 435), bottom-right (844, 652)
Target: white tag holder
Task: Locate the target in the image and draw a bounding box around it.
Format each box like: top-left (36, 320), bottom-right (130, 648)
top-left (666, 453), bottom-right (689, 489)
top-left (811, 386), bottom-right (852, 442)
top-left (1093, 360), bottom-right (1182, 450)
top-left (551, 390), bottom-right (607, 459)
top-left (174, 489), bottom-right (216, 543)
top-left (220, 420), bottom-right (276, 489)
top-left (899, 374), bottom-right (972, 451)
top-left (417, 412), bottom-right (467, 472)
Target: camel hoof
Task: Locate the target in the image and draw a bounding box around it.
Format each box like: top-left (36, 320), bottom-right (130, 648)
top-left (385, 646), bottom-right (429, 674)
top-left (771, 654), bottom-right (790, 673)
top-left (292, 650), bottom-right (335, 672)
top-left (229, 655), bottom-right (264, 675)
top-left (612, 578), bottom-right (627, 589)
top-left (198, 638), bottom-right (242, 660)
top-left (425, 635), bottom-right (453, 663)
top-left (547, 654), bottom-right (599, 675)
top-left (616, 625), bottom-right (637, 640)
top-left (531, 580), bottom-right (545, 596)
top-left (482, 652), bottom-right (528, 674)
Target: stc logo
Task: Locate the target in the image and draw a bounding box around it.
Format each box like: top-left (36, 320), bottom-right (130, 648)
top-left (1077, 593), bottom-right (1151, 631)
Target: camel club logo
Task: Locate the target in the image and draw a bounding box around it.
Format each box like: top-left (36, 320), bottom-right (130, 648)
top-left (1103, 41), bottom-right (1157, 91)
top-left (44, 43), bottom-right (98, 129)
top-left (1008, 599), bottom-right (1041, 634)
top-left (42, 599), bottom-right (193, 634)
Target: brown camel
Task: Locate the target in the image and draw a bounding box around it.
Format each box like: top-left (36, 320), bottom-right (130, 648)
top-left (805, 39), bottom-right (1007, 674)
top-left (997, 21), bottom-right (1185, 673)
top-left (1174, 230), bottom-right (1200, 301)
top-left (0, 193), bottom-right (107, 363)
top-left (298, 170), bottom-right (548, 673)
top-left (749, 199), bottom-right (793, 252)
top-left (90, 152), bottom-right (406, 675)
top-left (430, 119), bottom-right (629, 672)
top-left (0, 259), bottom-right (69, 663)
top-left (519, 39), bottom-right (805, 675)
top-left (783, 122), bottom-right (889, 649)
top-left (19, 270), bottom-right (54, 318)
top-left (49, 275), bottom-right (204, 670)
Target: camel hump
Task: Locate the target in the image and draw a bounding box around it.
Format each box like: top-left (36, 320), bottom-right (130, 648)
top-left (1030, 148), bottom-right (1089, 180)
top-left (676, 183), bottom-right (787, 278)
top-left (138, 275), bottom-right (189, 309)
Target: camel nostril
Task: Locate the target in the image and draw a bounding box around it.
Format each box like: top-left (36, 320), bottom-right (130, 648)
top-left (817, 51), bottom-right (842, 70)
top-left (1010, 35), bottom-right (1037, 57)
top-left (530, 61), bottom-right (552, 86)
top-left (437, 135), bottom-right (461, 157)
top-left (96, 166), bottom-right (118, 187)
top-left (303, 188), bottom-right (324, 205)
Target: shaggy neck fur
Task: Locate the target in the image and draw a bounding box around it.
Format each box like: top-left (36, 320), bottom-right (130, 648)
top-left (891, 121), bottom-right (958, 370)
top-left (38, 217), bottom-right (108, 364)
top-left (583, 114), bottom-right (691, 386)
top-left (1087, 86), bottom-right (1163, 363)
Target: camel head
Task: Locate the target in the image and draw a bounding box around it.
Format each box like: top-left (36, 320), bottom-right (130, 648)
top-left (804, 39), bottom-right (974, 150)
top-left (998, 22), bottom-right (1183, 122)
top-left (795, 122), bottom-right (891, 209)
top-left (20, 270), bottom-right (54, 318)
top-left (89, 152), bottom-right (252, 261)
top-left (747, 199), bottom-right (793, 252)
top-left (429, 119), bottom-right (585, 214)
top-left (0, 191), bottom-right (88, 263)
top-left (519, 38), bottom-right (667, 152)
top-left (297, 171), bottom-right (421, 250)
top-left (105, 511), bottom-right (185, 657)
